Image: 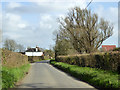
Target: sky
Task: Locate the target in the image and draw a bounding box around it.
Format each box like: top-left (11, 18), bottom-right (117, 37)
top-left (0, 0), bottom-right (119, 49)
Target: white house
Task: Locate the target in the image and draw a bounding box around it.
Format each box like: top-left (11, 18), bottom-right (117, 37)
top-left (25, 47), bottom-right (43, 56)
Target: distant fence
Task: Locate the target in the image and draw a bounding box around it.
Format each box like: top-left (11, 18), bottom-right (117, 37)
top-left (56, 51), bottom-right (120, 72)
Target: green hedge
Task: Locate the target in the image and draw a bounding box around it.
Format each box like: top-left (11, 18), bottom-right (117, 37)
top-left (113, 48), bottom-right (120, 51)
top-left (50, 61), bottom-right (120, 88)
top-left (2, 64), bottom-right (30, 89)
top-left (56, 52), bottom-right (120, 72)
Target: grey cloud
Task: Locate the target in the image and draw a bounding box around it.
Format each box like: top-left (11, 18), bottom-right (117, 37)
top-left (5, 3), bottom-right (69, 14)
top-left (4, 1), bottom-right (87, 15)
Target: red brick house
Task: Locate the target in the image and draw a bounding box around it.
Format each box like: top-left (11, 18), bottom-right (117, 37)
top-left (102, 45), bottom-right (116, 52)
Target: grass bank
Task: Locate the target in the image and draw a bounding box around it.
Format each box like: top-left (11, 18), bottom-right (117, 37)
top-left (2, 64), bottom-right (30, 89)
top-left (50, 60), bottom-right (120, 88)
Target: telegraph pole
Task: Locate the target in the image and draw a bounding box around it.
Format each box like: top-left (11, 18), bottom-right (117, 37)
top-left (85, 0), bottom-right (93, 9)
top-left (55, 34), bottom-right (59, 60)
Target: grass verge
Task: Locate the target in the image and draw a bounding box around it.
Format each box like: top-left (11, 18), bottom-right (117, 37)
top-left (50, 60), bottom-right (120, 88)
top-left (2, 64), bottom-right (30, 89)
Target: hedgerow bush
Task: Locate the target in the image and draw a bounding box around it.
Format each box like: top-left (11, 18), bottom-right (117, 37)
top-left (2, 49), bottom-right (28, 67)
top-left (2, 64), bottom-right (30, 89)
top-left (50, 61), bottom-right (120, 88)
top-left (113, 48), bottom-right (120, 51)
top-left (56, 52), bottom-right (120, 72)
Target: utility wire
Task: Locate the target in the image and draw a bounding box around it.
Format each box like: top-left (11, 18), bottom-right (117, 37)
top-left (85, 0), bottom-right (93, 9)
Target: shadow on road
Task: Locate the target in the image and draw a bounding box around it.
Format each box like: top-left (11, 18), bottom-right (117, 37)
top-left (14, 83), bottom-right (54, 89)
top-left (35, 60), bottom-right (50, 63)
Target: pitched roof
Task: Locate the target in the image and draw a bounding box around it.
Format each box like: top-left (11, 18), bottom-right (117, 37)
top-left (26, 47), bottom-right (41, 52)
top-left (102, 45), bottom-right (116, 51)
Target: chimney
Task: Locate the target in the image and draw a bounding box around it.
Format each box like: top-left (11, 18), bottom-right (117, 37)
top-left (36, 47), bottom-right (38, 52)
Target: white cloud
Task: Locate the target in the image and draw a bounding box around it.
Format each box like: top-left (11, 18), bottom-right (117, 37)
top-left (7, 2), bottom-right (21, 9)
top-left (95, 6), bottom-right (118, 24)
top-left (0, 13), bottom-right (2, 29)
top-left (17, 23), bottom-right (27, 28)
top-left (36, 0), bottom-right (87, 11)
top-left (2, 12), bottom-right (56, 48)
top-left (40, 14), bottom-right (53, 22)
top-left (3, 13), bottom-right (28, 32)
top-left (2, 13), bottom-right (29, 42)
top-left (39, 16), bottom-right (52, 29)
top-left (0, 2), bottom-right (2, 30)
top-left (5, 13), bottom-right (21, 21)
top-left (94, 5), bottom-right (118, 46)
top-left (1, 0), bottom-right (119, 2)
top-left (39, 14), bottom-right (57, 30)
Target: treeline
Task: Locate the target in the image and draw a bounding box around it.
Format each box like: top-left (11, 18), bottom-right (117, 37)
top-left (54, 7), bottom-right (113, 56)
top-left (3, 39), bottom-right (25, 52)
top-left (44, 49), bottom-right (55, 59)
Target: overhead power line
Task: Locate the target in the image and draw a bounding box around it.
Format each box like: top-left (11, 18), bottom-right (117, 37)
top-left (85, 0), bottom-right (93, 9)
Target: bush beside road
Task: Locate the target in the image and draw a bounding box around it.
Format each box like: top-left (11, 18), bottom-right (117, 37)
top-left (56, 52), bottom-right (120, 72)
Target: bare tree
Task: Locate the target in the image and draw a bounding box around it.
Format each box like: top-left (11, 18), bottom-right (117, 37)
top-left (3, 39), bottom-right (25, 52)
top-left (4, 39), bottom-right (17, 51)
top-left (17, 44), bottom-right (25, 52)
top-left (58, 7), bottom-right (113, 53)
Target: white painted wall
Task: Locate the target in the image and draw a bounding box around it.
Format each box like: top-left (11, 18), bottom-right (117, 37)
top-left (25, 52), bottom-right (43, 56)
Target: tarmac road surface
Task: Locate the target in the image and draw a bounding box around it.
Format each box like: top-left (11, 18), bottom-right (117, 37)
top-left (17, 60), bottom-right (96, 88)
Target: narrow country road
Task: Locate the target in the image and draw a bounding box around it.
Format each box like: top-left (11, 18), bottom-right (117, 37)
top-left (17, 60), bottom-right (95, 88)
